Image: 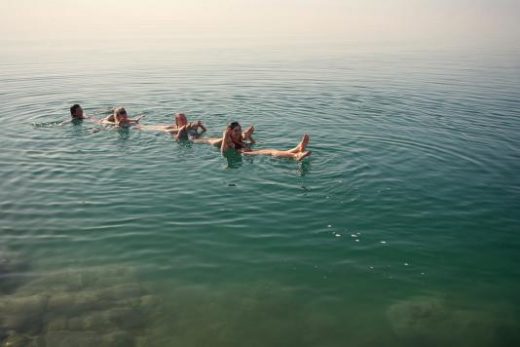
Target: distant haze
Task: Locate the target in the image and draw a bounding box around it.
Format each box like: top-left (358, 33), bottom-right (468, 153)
top-left (1, 0), bottom-right (519, 46)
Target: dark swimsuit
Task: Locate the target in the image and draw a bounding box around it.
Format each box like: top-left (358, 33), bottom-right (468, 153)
top-left (232, 139), bottom-right (244, 150)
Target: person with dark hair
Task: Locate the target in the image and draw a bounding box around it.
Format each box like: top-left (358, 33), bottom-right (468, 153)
top-left (101, 107), bottom-right (144, 127)
top-left (183, 121), bottom-right (255, 147)
top-left (70, 104), bottom-right (85, 120)
top-left (220, 122), bottom-right (310, 160)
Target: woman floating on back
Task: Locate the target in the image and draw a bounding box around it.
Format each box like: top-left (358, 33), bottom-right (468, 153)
top-left (220, 122), bottom-right (311, 161)
top-left (102, 107), bottom-right (144, 127)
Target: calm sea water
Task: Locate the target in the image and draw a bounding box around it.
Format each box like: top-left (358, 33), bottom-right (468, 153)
top-left (1, 38), bottom-right (519, 346)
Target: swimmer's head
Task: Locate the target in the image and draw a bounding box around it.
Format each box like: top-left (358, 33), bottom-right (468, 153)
top-left (228, 122), bottom-right (242, 131)
top-left (70, 104), bottom-right (83, 119)
top-left (228, 121), bottom-right (242, 139)
top-left (114, 107), bottom-right (128, 123)
top-left (175, 113), bottom-right (188, 127)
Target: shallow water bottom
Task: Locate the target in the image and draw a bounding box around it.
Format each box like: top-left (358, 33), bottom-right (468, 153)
top-left (2, 251), bottom-right (519, 347)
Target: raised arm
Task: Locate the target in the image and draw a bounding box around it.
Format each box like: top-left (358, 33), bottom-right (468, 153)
top-left (242, 125), bottom-right (255, 144)
top-left (196, 120), bottom-right (207, 134)
top-left (127, 115), bottom-right (144, 125)
top-left (220, 127), bottom-right (233, 154)
top-left (175, 124), bottom-right (190, 141)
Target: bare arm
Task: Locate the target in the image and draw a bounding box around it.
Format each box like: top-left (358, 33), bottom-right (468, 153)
top-left (104, 114), bottom-right (116, 122)
top-left (220, 127), bottom-right (233, 154)
top-left (196, 120), bottom-right (207, 134)
top-left (127, 115), bottom-right (144, 125)
top-left (241, 125), bottom-right (255, 144)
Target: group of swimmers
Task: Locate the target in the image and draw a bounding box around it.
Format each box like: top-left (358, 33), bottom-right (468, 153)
top-left (69, 104), bottom-right (311, 161)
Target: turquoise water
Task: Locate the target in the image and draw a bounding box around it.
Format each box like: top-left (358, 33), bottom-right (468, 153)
top-left (1, 39), bottom-right (519, 346)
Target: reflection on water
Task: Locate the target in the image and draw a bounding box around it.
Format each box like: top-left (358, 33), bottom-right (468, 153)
top-left (297, 160), bottom-right (311, 177)
top-left (116, 128), bottom-right (131, 140)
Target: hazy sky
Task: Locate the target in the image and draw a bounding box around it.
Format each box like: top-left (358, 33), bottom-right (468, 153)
top-left (1, 0), bottom-right (519, 44)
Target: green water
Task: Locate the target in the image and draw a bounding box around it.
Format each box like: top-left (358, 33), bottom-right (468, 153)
top-left (1, 39), bottom-right (519, 346)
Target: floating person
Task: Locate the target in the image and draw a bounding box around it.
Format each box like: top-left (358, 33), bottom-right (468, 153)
top-left (101, 107), bottom-right (145, 127)
top-left (70, 104), bottom-right (86, 120)
top-left (221, 122), bottom-right (310, 160)
top-left (171, 113), bottom-right (207, 140)
top-left (101, 107), bottom-right (144, 126)
top-left (141, 112), bottom-right (207, 136)
top-left (181, 121), bottom-right (255, 147)
top-left (59, 104), bottom-right (91, 125)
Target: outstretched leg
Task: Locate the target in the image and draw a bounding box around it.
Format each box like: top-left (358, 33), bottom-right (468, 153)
top-left (242, 134), bottom-right (311, 160)
top-left (192, 137), bottom-right (223, 146)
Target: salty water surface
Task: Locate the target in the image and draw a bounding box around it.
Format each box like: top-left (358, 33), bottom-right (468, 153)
top-left (1, 38), bottom-right (519, 346)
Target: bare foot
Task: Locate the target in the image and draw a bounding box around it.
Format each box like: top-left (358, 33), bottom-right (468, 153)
top-left (296, 134), bottom-right (310, 152)
top-left (296, 150), bottom-right (311, 161)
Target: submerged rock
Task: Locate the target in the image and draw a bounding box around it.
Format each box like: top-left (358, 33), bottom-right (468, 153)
top-left (101, 331), bottom-right (135, 347)
top-left (0, 331), bottom-right (43, 347)
top-left (1, 332), bottom-right (30, 347)
top-left (97, 283), bottom-right (144, 305)
top-left (107, 307), bottom-right (144, 330)
top-left (387, 296), bottom-right (449, 338)
top-left (44, 331), bottom-right (102, 347)
top-left (43, 330), bottom-right (136, 347)
top-left (46, 291), bottom-right (108, 314)
top-left (0, 294), bottom-right (47, 334)
top-left (1, 264), bottom-right (152, 346)
top-left (386, 296), bottom-right (518, 346)
top-left (139, 294), bottom-right (162, 317)
top-left (45, 317), bottom-right (68, 331)
top-left (0, 248), bottom-right (28, 294)
top-left (61, 310), bottom-right (120, 333)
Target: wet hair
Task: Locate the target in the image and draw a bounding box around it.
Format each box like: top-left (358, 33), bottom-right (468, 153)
top-left (114, 107), bottom-right (127, 116)
top-left (175, 113), bottom-right (187, 127)
top-left (112, 107), bottom-right (128, 124)
top-left (70, 104), bottom-right (81, 116)
top-left (228, 121), bottom-right (241, 129)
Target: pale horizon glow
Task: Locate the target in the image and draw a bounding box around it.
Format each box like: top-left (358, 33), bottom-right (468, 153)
top-left (1, 0), bottom-right (519, 46)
